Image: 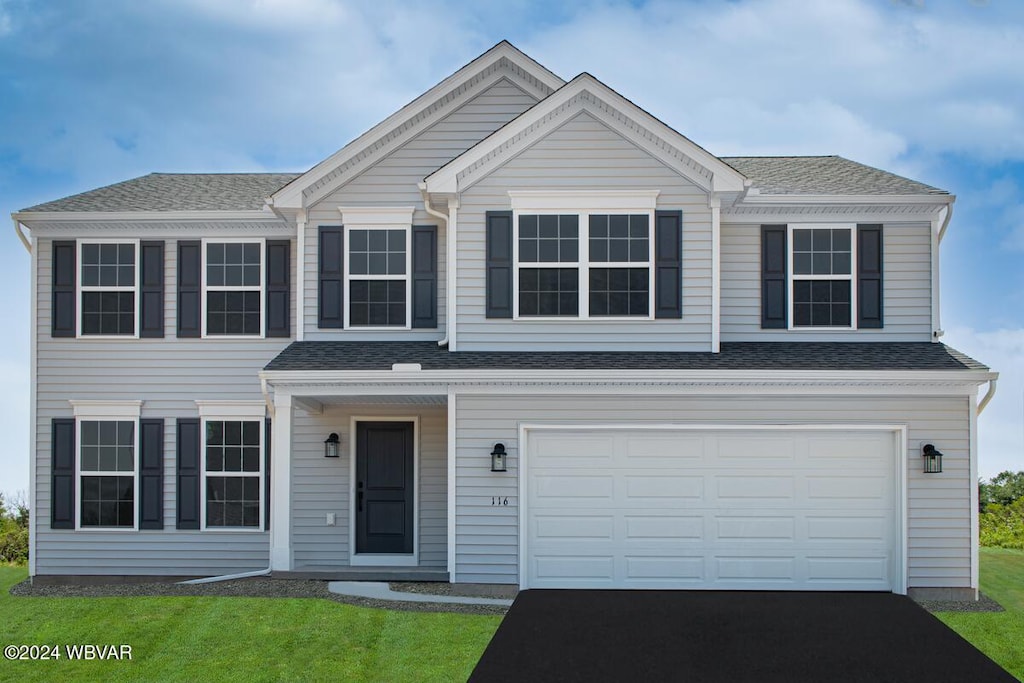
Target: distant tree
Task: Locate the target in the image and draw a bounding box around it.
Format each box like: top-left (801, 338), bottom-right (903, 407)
top-left (980, 471), bottom-right (1024, 511)
top-left (0, 492), bottom-right (29, 564)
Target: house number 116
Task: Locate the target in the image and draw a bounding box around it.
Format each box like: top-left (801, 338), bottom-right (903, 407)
top-left (491, 496), bottom-right (509, 506)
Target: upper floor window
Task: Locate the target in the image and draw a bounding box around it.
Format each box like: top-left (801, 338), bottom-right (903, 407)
top-left (203, 241), bottom-right (263, 337)
top-left (514, 212), bottom-right (653, 319)
top-left (79, 242), bottom-right (138, 336)
top-left (346, 227), bottom-right (410, 328)
top-left (790, 226), bottom-right (854, 328)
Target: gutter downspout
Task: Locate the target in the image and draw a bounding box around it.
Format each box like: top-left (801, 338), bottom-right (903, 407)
top-left (418, 183), bottom-right (452, 348)
top-left (13, 218), bottom-right (31, 254)
top-left (188, 376), bottom-right (279, 584)
top-left (977, 378), bottom-right (997, 415)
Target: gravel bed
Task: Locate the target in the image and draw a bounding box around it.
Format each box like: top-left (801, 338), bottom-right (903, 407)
top-left (8, 578), bottom-right (508, 616)
top-left (389, 582), bottom-right (518, 600)
top-left (915, 592), bottom-right (1004, 613)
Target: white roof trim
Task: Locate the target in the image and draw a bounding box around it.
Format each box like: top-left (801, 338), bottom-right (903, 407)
top-left (14, 210), bottom-right (278, 223)
top-left (737, 193), bottom-right (954, 206)
top-left (270, 42), bottom-right (565, 211)
top-left (424, 73), bottom-right (747, 195)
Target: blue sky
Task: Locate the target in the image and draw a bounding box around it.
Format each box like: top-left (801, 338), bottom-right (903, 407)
top-left (0, 0), bottom-right (1022, 495)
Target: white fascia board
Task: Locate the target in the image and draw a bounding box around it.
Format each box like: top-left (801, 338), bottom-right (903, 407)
top-left (262, 368), bottom-right (996, 392)
top-left (338, 206), bottom-right (417, 225)
top-left (735, 194), bottom-right (955, 206)
top-left (271, 43), bottom-right (565, 210)
top-left (13, 210), bottom-right (278, 222)
top-left (425, 74), bottom-right (746, 195)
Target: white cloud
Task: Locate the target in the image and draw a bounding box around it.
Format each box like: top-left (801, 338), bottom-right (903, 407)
top-left (944, 327), bottom-right (1024, 479)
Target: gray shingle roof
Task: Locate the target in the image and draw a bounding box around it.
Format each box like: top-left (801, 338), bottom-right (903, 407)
top-left (721, 156), bottom-right (948, 196)
top-left (264, 341), bottom-right (987, 372)
top-left (21, 173), bottom-right (301, 212)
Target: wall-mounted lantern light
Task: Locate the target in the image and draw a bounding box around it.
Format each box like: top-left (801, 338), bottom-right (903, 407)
top-left (921, 443), bottom-right (943, 473)
top-left (490, 443), bottom-right (507, 472)
top-left (325, 433), bottom-right (340, 458)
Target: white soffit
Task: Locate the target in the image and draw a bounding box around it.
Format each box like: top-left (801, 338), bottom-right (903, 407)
top-left (269, 42), bottom-right (565, 211)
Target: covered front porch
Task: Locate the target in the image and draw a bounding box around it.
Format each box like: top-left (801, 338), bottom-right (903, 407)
top-left (264, 380), bottom-right (451, 578)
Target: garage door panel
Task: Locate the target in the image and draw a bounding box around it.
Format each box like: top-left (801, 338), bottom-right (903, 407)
top-left (625, 556), bottom-right (705, 581)
top-left (715, 516), bottom-right (795, 541)
top-left (526, 428), bottom-right (897, 591)
top-left (625, 475), bottom-right (703, 501)
top-left (806, 476), bottom-right (889, 501)
top-left (534, 515), bottom-right (614, 540)
top-left (625, 515), bottom-right (704, 540)
top-left (532, 435), bottom-right (614, 468)
top-left (535, 475), bottom-right (613, 500)
top-left (715, 475), bottom-right (795, 501)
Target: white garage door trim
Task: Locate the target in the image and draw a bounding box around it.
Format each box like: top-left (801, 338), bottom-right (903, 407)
top-left (518, 423), bottom-right (908, 594)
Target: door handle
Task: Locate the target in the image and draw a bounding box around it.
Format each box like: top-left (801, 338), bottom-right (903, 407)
top-left (357, 481), bottom-right (364, 512)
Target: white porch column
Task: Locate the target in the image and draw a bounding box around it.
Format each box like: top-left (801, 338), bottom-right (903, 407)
top-left (270, 392), bottom-right (293, 571)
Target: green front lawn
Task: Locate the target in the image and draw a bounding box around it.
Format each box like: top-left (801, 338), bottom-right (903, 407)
top-left (938, 548), bottom-right (1024, 681)
top-left (0, 567), bottom-right (500, 682)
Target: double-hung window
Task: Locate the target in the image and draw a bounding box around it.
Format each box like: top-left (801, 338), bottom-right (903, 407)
top-left (71, 400), bottom-right (142, 530)
top-left (203, 419), bottom-right (263, 528)
top-left (510, 191), bottom-right (658, 319)
top-left (79, 241), bottom-right (138, 336)
top-left (790, 225), bottom-right (854, 328)
top-left (203, 241), bottom-right (263, 336)
top-left (346, 227), bottom-right (410, 328)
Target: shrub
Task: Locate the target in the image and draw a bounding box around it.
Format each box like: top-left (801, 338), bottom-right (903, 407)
top-left (0, 492), bottom-right (29, 565)
top-left (980, 498), bottom-right (1024, 550)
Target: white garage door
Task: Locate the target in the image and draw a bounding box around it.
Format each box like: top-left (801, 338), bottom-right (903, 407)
top-left (524, 428), bottom-right (899, 591)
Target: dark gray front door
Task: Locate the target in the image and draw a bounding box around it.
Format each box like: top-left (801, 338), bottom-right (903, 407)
top-left (355, 421), bottom-right (414, 555)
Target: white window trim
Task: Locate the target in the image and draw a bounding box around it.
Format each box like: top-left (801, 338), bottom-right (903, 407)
top-left (787, 223), bottom-right (858, 331)
top-left (512, 210), bottom-right (655, 321)
top-left (348, 415), bottom-right (420, 567)
top-left (196, 401), bottom-right (266, 532)
top-left (343, 225), bottom-right (412, 330)
top-left (72, 400), bottom-right (143, 531)
top-left (76, 239), bottom-right (141, 339)
top-left (200, 237), bottom-right (266, 339)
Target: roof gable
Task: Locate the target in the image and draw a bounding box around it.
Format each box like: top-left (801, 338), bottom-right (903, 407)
top-left (424, 73), bottom-right (748, 195)
top-left (270, 41), bottom-right (565, 210)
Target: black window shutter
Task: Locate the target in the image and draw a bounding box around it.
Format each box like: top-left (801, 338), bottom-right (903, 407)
top-left (139, 418), bottom-right (164, 529)
top-left (654, 210), bottom-right (683, 319)
top-left (858, 224), bottom-right (884, 329)
top-left (411, 225), bottom-right (438, 328)
top-left (485, 211), bottom-right (513, 318)
top-left (140, 241), bottom-right (165, 338)
top-left (319, 226), bottom-right (344, 328)
top-left (177, 241), bottom-right (201, 338)
top-left (51, 240), bottom-right (76, 338)
top-left (264, 418), bottom-right (271, 531)
top-left (51, 418), bottom-right (75, 529)
top-left (761, 225), bottom-right (788, 329)
top-left (176, 418), bottom-right (200, 530)
top-left (265, 240), bottom-right (291, 337)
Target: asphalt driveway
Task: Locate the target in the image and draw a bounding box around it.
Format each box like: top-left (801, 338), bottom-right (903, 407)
top-left (469, 590), bottom-right (1016, 682)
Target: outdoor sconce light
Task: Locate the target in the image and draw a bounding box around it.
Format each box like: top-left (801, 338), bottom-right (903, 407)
top-left (491, 443), bottom-right (507, 472)
top-left (921, 443), bottom-right (943, 473)
top-left (324, 433), bottom-right (340, 458)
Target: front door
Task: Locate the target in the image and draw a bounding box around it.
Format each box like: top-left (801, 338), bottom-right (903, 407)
top-left (355, 421), bottom-right (414, 555)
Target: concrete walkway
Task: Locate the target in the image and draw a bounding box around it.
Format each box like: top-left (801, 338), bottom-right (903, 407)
top-left (328, 581), bottom-right (514, 606)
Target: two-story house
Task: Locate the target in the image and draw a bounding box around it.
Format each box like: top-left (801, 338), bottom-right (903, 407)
top-left (14, 42), bottom-right (996, 600)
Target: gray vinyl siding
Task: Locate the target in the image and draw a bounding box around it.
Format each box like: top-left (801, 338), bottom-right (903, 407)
top-left (720, 222), bottom-right (933, 341)
top-left (302, 78), bottom-right (539, 341)
top-left (455, 111), bottom-right (713, 351)
top-left (289, 405), bottom-right (447, 569)
top-left (34, 236), bottom-right (294, 576)
top-left (453, 393), bottom-right (971, 587)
